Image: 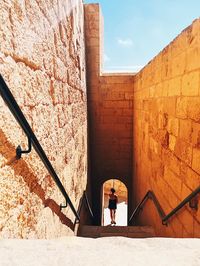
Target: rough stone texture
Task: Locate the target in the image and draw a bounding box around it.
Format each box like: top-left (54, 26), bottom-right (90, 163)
top-left (84, 4), bottom-right (133, 225)
top-left (0, 0), bottom-right (87, 238)
top-left (133, 19), bottom-right (200, 237)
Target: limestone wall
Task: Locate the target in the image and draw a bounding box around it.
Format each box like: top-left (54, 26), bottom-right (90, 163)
top-left (84, 4), bottom-right (133, 225)
top-left (93, 74), bottom-right (134, 181)
top-left (133, 19), bottom-right (200, 237)
top-left (0, 0), bottom-right (87, 238)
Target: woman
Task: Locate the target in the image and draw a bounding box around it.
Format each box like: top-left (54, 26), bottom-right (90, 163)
top-left (108, 188), bottom-right (118, 225)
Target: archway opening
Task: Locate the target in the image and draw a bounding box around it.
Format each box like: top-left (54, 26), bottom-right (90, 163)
top-left (102, 179), bottom-right (128, 226)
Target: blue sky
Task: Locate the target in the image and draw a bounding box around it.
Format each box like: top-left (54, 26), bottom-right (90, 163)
top-left (84, 0), bottom-right (200, 72)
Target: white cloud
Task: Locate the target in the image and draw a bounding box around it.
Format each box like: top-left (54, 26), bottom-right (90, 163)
top-left (104, 53), bottom-right (110, 63)
top-left (117, 38), bottom-right (133, 47)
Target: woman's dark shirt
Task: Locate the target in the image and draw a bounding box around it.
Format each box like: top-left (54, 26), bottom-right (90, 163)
top-left (108, 196), bottom-right (117, 209)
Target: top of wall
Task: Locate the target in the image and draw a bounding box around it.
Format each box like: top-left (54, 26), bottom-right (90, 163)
top-left (135, 18), bottom-right (200, 90)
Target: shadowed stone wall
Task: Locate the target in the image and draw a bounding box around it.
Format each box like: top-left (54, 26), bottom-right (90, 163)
top-left (0, 0), bottom-right (87, 238)
top-left (84, 4), bottom-right (133, 225)
top-left (133, 19), bottom-right (200, 237)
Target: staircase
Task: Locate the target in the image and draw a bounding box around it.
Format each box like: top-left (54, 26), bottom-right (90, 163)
top-left (78, 225), bottom-right (155, 238)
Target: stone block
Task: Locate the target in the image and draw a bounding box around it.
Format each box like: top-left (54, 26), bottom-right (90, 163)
top-left (164, 167), bottom-right (182, 197)
top-left (179, 119), bottom-right (192, 143)
top-left (149, 137), bottom-right (159, 155)
top-left (192, 122), bottom-right (200, 148)
top-left (179, 208), bottom-right (194, 237)
top-left (100, 75), bottom-right (134, 85)
top-left (149, 85), bottom-right (156, 98)
top-left (84, 4), bottom-right (99, 13)
top-left (163, 97), bottom-right (176, 116)
top-left (170, 216), bottom-right (183, 237)
top-left (124, 92), bottom-right (133, 100)
top-left (194, 220), bottom-right (200, 237)
top-left (163, 150), bottom-right (180, 175)
top-left (161, 52), bottom-right (172, 80)
top-left (171, 52), bottom-right (186, 78)
top-left (168, 77), bottom-right (181, 96)
top-left (169, 134), bottom-right (176, 151)
top-left (156, 129), bottom-right (169, 148)
top-left (184, 166), bottom-right (200, 190)
top-left (174, 139), bottom-right (192, 166)
top-left (87, 37), bottom-right (99, 47)
top-left (123, 108), bottom-right (133, 116)
top-left (186, 47), bottom-right (200, 72)
top-left (176, 97), bottom-right (188, 119)
top-left (158, 178), bottom-right (179, 209)
top-left (162, 80), bottom-right (169, 97)
top-left (103, 100), bottom-right (130, 109)
top-left (154, 83), bottom-right (163, 97)
top-left (181, 183), bottom-right (192, 201)
top-left (182, 71), bottom-right (199, 96)
top-left (192, 148), bottom-right (200, 174)
top-left (167, 117), bottom-right (179, 137)
top-left (187, 97), bottom-right (200, 122)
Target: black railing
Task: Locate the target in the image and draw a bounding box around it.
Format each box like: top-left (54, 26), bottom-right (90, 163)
top-left (0, 74), bottom-right (80, 221)
top-left (129, 186), bottom-right (200, 225)
top-left (74, 190), bottom-right (94, 226)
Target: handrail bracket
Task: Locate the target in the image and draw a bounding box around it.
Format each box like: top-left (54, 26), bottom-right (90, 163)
top-left (60, 202), bottom-right (68, 211)
top-left (16, 136), bottom-right (32, 159)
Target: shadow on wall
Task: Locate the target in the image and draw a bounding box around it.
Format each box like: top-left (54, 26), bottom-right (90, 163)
top-left (102, 179), bottom-right (128, 226)
top-left (0, 129), bottom-right (75, 232)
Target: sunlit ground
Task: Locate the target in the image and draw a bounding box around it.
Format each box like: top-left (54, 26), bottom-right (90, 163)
top-left (104, 202), bottom-right (127, 226)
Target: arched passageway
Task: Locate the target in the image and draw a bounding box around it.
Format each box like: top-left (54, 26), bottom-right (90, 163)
top-left (102, 179), bottom-right (128, 226)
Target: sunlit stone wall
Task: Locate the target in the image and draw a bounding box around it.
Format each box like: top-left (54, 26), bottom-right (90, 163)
top-left (0, 0), bottom-right (87, 238)
top-left (133, 19), bottom-right (200, 237)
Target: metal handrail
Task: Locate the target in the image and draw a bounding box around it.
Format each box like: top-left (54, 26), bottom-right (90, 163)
top-left (0, 74), bottom-right (80, 221)
top-left (129, 191), bottom-right (165, 224)
top-left (129, 186), bottom-right (200, 225)
top-left (74, 190), bottom-right (94, 225)
top-left (83, 190), bottom-right (94, 219)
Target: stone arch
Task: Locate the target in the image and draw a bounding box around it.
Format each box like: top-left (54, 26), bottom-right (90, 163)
top-left (91, 174), bottom-right (132, 225)
top-left (101, 178), bottom-right (128, 226)
top-left (99, 176), bottom-right (129, 190)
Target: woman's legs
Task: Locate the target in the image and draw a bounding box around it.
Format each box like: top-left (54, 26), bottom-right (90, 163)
top-left (113, 210), bottom-right (116, 224)
top-left (110, 209), bottom-right (113, 223)
top-left (110, 209), bottom-right (116, 224)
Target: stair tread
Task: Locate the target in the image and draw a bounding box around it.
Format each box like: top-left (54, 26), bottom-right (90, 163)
top-left (100, 232), bottom-right (155, 238)
top-left (79, 225), bottom-right (155, 238)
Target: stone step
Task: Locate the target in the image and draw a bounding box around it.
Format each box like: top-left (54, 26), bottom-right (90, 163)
top-left (79, 225), bottom-right (156, 238)
top-left (99, 232), bottom-right (154, 238)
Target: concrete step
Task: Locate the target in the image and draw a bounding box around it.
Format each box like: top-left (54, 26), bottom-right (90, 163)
top-left (79, 225), bottom-right (155, 238)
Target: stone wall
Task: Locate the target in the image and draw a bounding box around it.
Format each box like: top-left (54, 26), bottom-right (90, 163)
top-left (133, 19), bottom-right (200, 237)
top-left (84, 4), bottom-right (133, 225)
top-left (0, 0), bottom-right (87, 238)
top-left (93, 74), bottom-right (134, 181)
